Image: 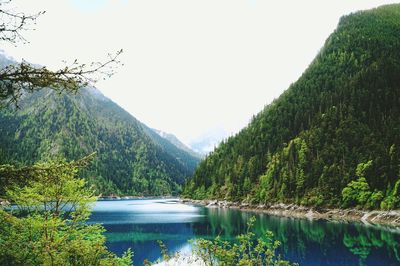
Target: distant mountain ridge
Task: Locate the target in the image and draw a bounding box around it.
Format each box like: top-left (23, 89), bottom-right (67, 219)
top-left (152, 128), bottom-right (202, 159)
top-left (188, 127), bottom-right (228, 155)
top-left (0, 71), bottom-right (201, 195)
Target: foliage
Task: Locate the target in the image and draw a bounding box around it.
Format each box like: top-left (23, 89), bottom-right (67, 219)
top-left (0, 155), bottom-right (132, 265)
top-left (342, 177), bottom-right (371, 208)
top-left (157, 240), bottom-right (171, 261)
top-left (341, 161), bottom-right (372, 208)
top-left (192, 217), bottom-right (297, 266)
top-left (381, 178), bottom-right (400, 210)
top-left (340, 160), bottom-right (386, 209)
top-left (183, 4), bottom-right (400, 210)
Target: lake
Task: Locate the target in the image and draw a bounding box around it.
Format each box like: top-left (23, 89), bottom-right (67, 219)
top-left (89, 199), bottom-right (400, 266)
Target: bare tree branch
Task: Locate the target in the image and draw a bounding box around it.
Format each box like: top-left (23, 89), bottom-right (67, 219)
top-left (0, 0), bottom-right (124, 107)
top-left (0, 0), bottom-right (44, 44)
top-left (0, 49), bottom-right (123, 106)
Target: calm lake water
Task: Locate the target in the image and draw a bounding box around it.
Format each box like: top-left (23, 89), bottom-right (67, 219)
top-left (89, 199), bottom-right (400, 266)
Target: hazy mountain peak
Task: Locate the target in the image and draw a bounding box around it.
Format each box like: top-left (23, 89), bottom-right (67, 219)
top-left (152, 128), bottom-right (202, 159)
top-left (188, 127), bottom-right (228, 155)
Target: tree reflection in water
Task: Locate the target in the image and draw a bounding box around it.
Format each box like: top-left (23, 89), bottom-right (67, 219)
top-left (90, 200), bottom-right (400, 266)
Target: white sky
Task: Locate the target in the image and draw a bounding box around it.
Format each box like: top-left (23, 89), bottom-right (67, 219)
top-left (3, 0), bottom-right (399, 144)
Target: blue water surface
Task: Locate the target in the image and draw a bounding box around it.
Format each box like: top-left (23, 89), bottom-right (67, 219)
top-left (89, 199), bottom-right (400, 266)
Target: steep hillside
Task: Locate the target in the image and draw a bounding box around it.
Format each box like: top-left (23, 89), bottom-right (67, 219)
top-left (0, 86), bottom-right (200, 196)
top-left (184, 4), bottom-right (400, 210)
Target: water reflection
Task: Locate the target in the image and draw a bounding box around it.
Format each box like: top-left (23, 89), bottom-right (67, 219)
top-left (89, 199), bottom-right (400, 266)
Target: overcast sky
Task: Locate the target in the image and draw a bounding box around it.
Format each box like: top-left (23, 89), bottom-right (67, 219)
top-left (3, 0), bottom-right (398, 144)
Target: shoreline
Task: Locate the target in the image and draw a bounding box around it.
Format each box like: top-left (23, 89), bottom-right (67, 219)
top-left (97, 195), bottom-right (178, 201)
top-left (181, 199), bottom-right (400, 227)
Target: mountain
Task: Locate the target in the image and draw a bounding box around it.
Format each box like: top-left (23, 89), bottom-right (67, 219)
top-left (184, 4), bottom-right (400, 210)
top-left (152, 128), bottom-right (202, 159)
top-left (188, 127), bottom-right (228, 155)
top-left (0, 85), bottom-right (201, 196)
top-left (0, 50), bottom-right (15, 67)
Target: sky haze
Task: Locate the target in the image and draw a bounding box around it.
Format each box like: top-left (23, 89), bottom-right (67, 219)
top-left (3, 0), bottom-right (398, 145)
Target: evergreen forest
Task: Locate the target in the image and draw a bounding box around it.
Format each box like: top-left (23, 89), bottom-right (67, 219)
top-left (184, 4), bottom-right (400, 210)
top-left (0, 86), bottom-right (200, 196)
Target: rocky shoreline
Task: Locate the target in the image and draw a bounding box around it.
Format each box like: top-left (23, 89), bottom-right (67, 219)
top-left (181, 199), bottom-right (400, 227)
top-left (97, 195), bottom-right (178, 200)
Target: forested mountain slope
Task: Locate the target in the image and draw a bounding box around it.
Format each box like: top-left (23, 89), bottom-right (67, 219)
top-left (0, 86), bottom-right (200, 196)
top-left (184, 4), bottom-right (400, 210)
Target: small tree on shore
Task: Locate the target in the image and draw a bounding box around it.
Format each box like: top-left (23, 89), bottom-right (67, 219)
top-left (0, 154), bottom-right (132, 265)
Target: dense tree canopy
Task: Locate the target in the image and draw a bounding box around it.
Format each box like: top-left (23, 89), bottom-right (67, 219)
top-left (184, 4), bottom-right (400, 210)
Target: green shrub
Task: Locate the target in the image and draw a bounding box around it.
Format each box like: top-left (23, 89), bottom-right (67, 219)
top-left (193, 217), bottom-right (297, 266)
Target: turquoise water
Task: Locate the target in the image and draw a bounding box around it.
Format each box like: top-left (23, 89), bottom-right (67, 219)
top-left (89, 199), bottom-right (400, 266)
